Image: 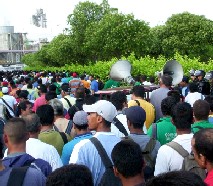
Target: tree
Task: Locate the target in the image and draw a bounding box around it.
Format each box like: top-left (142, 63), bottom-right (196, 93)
top-left (84, 13), bottom-right (151, 61)
top-left (153, 12), bottom-right (213, 61)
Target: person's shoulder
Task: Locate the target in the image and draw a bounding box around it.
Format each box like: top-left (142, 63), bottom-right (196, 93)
top-left (23, 167), bottom-right (46, 185)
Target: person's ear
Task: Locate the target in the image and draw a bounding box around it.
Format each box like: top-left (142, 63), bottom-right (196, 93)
top-left (171, 118), bottom-right (175, 126)
top-left (3, 134), bottom-right (8, 145)
top-left (113, 166), bottom-right (119, 177)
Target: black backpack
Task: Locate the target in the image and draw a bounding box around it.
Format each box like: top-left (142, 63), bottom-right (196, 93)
top-left (90, 137), bottom-right (122, 186)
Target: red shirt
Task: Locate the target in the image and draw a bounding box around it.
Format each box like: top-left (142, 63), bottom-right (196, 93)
top-left (32, 94), bottom-right (46, 112)
top-left (205, 169), bottom-right (213, 186)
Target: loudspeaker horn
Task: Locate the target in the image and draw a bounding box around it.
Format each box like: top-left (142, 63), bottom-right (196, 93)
top-left (110, 60), bottom-right (134, 84)
top-left (163, 60), bottom-right (183, 85)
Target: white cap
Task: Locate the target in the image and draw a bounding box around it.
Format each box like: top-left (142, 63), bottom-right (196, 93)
top-left (83, 100), bottom-right (117, 122)
top-left (2, 87), bottom-right (9, 94)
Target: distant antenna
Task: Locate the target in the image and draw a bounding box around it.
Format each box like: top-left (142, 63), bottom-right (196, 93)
top-left (32, 9), bottom-right (47, 28)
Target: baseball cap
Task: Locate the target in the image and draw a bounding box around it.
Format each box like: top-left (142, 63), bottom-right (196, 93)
top-left (73, 72), bottom-right (77, 77)
top-left (73, 111), bottom-right (88, 126)
top-left (83, 100), bottom-right (117, 122)
top-left (182, 76), bottom-right (189, 83)
top-left (2, 87), bottom-right (9, 94)
top-left (125, 106), bottom-right (146, 124)
top-left (2, 81), bottom-right (8, 87)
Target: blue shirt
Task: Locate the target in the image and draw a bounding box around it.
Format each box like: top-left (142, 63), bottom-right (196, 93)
top-left (91, 80), bottom-right (98, 93)
top-left (70, 132), bottom-right (121, 186)
top-left (61, 132), bottom-right (93, 165)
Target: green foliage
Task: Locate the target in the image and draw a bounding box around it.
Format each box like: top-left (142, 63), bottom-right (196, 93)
top-left (24, 53), bottom-right (213, 82)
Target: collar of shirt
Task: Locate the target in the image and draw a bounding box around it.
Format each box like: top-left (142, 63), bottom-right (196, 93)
top-left (157, 116), bottom-right (171, 123)
top-left (7, 152), bottom-right (26, 158)
top-left (75, 132), bottom-right (92, 138)
top-left (193, 120), bottom-right (210, 126)
top-left (94, 132), bottom-right (116, 137)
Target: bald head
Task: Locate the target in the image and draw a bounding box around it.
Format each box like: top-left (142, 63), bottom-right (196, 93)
top-left (22, 113), bottom-right (41, 134)
top-left (4, 118), bottom-right (28, 144)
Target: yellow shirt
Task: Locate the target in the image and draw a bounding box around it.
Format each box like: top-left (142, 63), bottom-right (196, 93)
top-left (128, 99), bottom-right (155, 130)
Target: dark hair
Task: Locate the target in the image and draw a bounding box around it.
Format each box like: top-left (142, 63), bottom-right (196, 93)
top-left (102, 117), bottom-right (111, 128)
top-left (36, 105), bottom-right (54, 126)
top-left (194, 128), bottom-right (213, 163)
top-left (146, 171), bottom-right (205, 186)
top-left (161, 96), bottom-right (178, 116)
top-left (134, 75), bottom-right (141, 82)
top-left (131, 85), bottom-right (145, 98)
top-left (4, 118), bottom-right (27, 144)
top-left (171, 102), bottom-right (193, 129)
top-left (149, 76), bottom-right (155, 84)
top-left (141, 75), bottom-right (147, 81)
top-left (17, 100), bottom-right (32, 117)
top-left (84, 95), bottom-right (96, 105)
top-left (39, 84), bottom-right (47, 93)
top-left (193, 100), bottom-right (210, 120)
top-left (0, 139), bottom-right (3, 159)
top-left (161, 75), bottom-right (173, 87)
top-left (189, 82), bottom-right (198, 93)
top-left (167, 90), bottom-right (181, 103)
top-left (75, 87), bottom-right (85, 99)
top-left (27, 82), bottom-right (33, 89)
top-left (111, 139), bottom-right (144, 178)
top-left (23, 114), bottom-right (41, 133)
top-left (19, 90), bottom-right (29, 99)
top-left (49, 84), bottom-right (57, 92)
top-left (110, 91), bottom-right (127, 111)
top-left (45, 91), bottom-right (57, 102)
top-left (46, 164), bottom-right (93, 186)
top-left (74, 124), bottom-right (88, 130)
top-left (204, 95), bottom-right (213, 112)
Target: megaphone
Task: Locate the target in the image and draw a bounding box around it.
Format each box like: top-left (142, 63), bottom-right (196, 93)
top-left (110, 60), bottom-right (134, 84)
top-left (162, 60), bottom-right (183, 85)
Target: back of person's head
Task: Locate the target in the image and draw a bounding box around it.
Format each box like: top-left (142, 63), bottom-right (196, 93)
top-left (39, 84), bottom-right (47, 93)
top-left (48, 98), bottom-right (64, 116)
top-left (141, 75), bottom-right (147, 81)
top-left (189, 82), bottom-right (198, 93)
top-left (110, 91), bottom-right (127, 111)
top-left (160, 75), bottom-right (173, 87)
top-left (84, 95), bottom-right (96, 105)
top-left (80, 74), bottom-right (85, 80)
top-left (125, 106), bottom-right (146, 129)
top-left (23, 113), bottom-right (41, 134)
top-left (111, 139), bottom-right (144, 178)
top-left (75, 87), bottom-right (85, 99)
top-left (134, 75), bottom-right (141, 82)
top-left (4, 118), bottom-right (28, 145)
top-left (149, 76), bottom-right (155, 84)
top-left (49, 84), bottom-right (57, 92)
top-left (45, 91), bottom-right (57, 102)
top-left (27, 82), bottom-right (33, 89)
top-left (46, 164), bottom-right (93, 186)
top-left (171, 102), bottom-right (193, 130)
top-left (193, 128), bottom-right (213, 163)
top-left (204, 95), bottom-right (213, 112)
top-left (19, 90), bottom-right (29, 99)
top-left (73, 111), bottom-right (88, 130)
top-left (36, 105), bottom-right (54, 126)
top-left (131, 85), bottom-right (145, 98)
top-left (161, 96), bottom-right (178, 116)
top-left (146, 171), bottom-right (205, 186)
top-left (193, 100), bottom-right (210, 121)
top-left (167, 90), bottom-right (181, 103)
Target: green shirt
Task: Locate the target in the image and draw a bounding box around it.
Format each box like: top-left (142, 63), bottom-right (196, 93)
top-left (38, 130), bottom-right (72, 156)
top-left (134, 81), bottom-right (141, 86)
top-left (147, 117), bottom-right (177, 145)
top-left (103, 79), bottom-right (120, 89)
top-left (192, 120), bottom-right (213, 133)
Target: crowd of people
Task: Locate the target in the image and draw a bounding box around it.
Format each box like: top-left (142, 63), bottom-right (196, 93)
top-left (0, 69), bottom-right (213, 186)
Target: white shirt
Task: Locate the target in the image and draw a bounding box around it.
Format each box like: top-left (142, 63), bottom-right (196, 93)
top-left (111, 114), bottom-right (130, 138)
top-left (154, 133), bottom-right (193, 176)
top-left (184, 92), bottom-right (204, 107)
top-left (26, 138), bottom-right (63, 171)
top-left (0, 95), bottom-right (17, 117)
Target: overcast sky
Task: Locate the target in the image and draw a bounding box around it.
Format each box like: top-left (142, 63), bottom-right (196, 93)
top-left (0, 0), bottom-right (213, 41)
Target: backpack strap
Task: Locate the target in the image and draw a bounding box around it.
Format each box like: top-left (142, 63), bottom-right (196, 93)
top-left (166, 141), bottom-right (189, 157)
top-left (152, 123), bottom-right (157, 139)
top-left (73, 104), bottom-right (80, 112)
top-left (65, 120), bottom-right (73, 134)
top-left (7, 166), bottom-right (29, 186)
top-left (113, 117), bottom-right (128, 137)
top-left (135, 100), bottom-right (140, 106)
top-left (90, 137), bottom-right (113, 169)
top-left (64, 97), bottom-right (72, 108)
top-left (59, 132), bottom-right (68, 144)
top-left (0, 98), bottom-right (15, 115)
